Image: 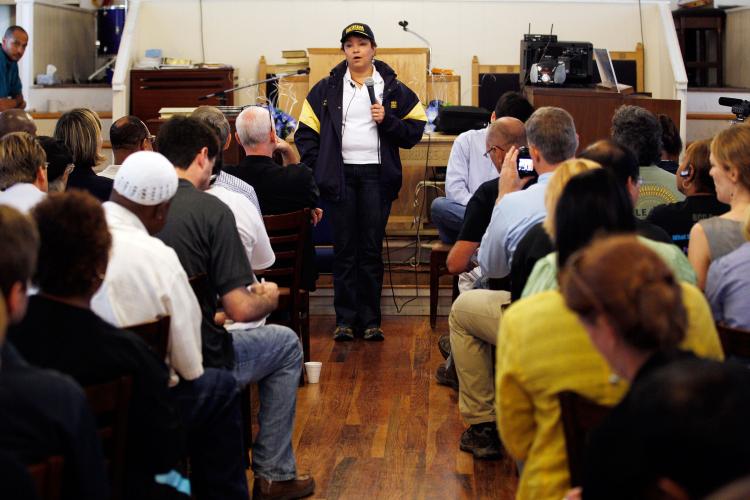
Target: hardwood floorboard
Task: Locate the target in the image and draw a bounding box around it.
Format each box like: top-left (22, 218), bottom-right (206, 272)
top-left (250, 315), bottom-right (518, 499)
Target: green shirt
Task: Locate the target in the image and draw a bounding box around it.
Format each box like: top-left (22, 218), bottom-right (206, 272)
top-left (521, 236), bottom-right (697, 299)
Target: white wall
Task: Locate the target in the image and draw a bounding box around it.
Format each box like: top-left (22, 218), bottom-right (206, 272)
top-left (129, 0), bottom-right (674, 107)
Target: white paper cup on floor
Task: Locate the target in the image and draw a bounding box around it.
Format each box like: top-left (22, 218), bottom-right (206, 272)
top-left (304, 361), bottom-right (322, 384)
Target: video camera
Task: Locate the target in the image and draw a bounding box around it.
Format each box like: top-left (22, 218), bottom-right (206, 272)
top-left (719, 97), bottom-right (750, 124)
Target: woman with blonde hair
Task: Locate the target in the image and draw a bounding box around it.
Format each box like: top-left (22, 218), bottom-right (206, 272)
top-left (688, 125), bottom-right (750, 289)
top-left (54, 108), bottom-right (111, 201)
top-left (706, 207), bottom-right (750, 329)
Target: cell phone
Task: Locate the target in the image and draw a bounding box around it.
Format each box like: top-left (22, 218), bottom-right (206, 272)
top-left (516, 146), bottom-right (536, 178)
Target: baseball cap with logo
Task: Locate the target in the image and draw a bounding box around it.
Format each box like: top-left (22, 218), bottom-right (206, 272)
top-left (340, 23), bottom-right (376, 44)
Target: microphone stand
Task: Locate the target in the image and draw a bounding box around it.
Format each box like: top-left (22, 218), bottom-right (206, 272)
top-left (398, 21), bottom-right (431, 73)
top-left (199, 69), bottom-right (310, 106)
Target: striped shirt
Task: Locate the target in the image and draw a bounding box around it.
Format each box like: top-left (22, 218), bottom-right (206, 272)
top-left (214, 170), bottom-right (261, 215)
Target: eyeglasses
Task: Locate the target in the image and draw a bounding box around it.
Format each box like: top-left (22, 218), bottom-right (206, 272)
top-left (483, 144), bottom-right (508, 159)
top-left (147, 134), bottom-right (156, 144)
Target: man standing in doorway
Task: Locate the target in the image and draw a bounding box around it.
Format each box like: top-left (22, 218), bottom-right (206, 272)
top-left (0, 26), bottom-right (27, 111)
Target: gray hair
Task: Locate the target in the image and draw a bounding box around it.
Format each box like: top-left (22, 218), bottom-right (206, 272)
top-left (525, 107), bottom-right (578, 165)
top-left (611, 105), bottom-right (662, 166)
top-left (235, 107), bottom-right (272, 148)
top-left (191, 106), bottom-right (231, 147)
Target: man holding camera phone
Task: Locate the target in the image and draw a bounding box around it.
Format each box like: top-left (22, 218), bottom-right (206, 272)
top-left (446, 107), bottom-right (578, 460)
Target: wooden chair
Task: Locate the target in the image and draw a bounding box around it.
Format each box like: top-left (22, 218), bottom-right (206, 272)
top-left (558, 390), bottom-right (611, 487)
top-left (717, 323), bottom-right (750, 359)
top-left (28, 455), bottom-right (64, 500)
top-left (429, 242), bottom-right (459, 329)
top-left (84, 376), bottom-right (133, 500)
top-left (128, 316), bottom-right (170, 359)
top-left (609, 43), bottom-right (645, 93)
top-left (471, 56), bottom-right (521, 109)
top-left (259, 208), bottom-right (311, 368)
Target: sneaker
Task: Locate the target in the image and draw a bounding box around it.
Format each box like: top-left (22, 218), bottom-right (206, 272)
top-left (333, 326), bottom-right (354, 342)
top-left (438, 334), bottom-right (451, 359)
top-left (435, 359), bottom-right (459, 391)
top-left (363, 327), bottom-right (385, 341)
top-left (459, 423), bottom-right (503, 460)
top-left (252, 474), bottom-right (315, 499)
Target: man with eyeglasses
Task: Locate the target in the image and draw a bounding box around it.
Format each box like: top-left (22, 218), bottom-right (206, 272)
top-left (430, 91), bottom-right (534, 244)
top-left (38, 136), bottom-right (75, 193)
top-left (0, 26), bottom-right (27, 111)
top-left (99, 115), bottom-right (155, 179)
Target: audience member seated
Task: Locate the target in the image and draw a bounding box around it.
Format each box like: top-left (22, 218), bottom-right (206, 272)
top-left (578, 139), bottom-right (671, 243)
top-left (522, 171), bottom-right (696, 298)
top-left (9, 191), bottom-right (185, 498)
top-left (191, 105), bottom-right (261, 214)
top-left (191, 105), bottom-right (275, 279)
top-left (689, 125), bottom-right (750, 289)
top-left (611, 105), bottom-right (684, 219)
top-left (0, 205), bottom-right (108, 500)
top-left (648, 138), bottom-right (729, 253)
top-left (90, 151), bottom-right (249, 499)
top-left (225, 106), bottom-right (320, 291)
top-left (706, 208), bottom-right (750, 330)
top-left (38, 136), bottom-right (74, 193)
top-left (431, 91), bottom-right (534, 243)
top-left (98, 115), bottom-right (153, 180)
top-left (445, 116), bottom-right (527, 281)
top-left (155, 116), bottom-right (315, 500)
top-left (560, 235), bottom-right (734, 499)
top-left (0, 132), bottom-right (46, 211)
top-left (0, 108), bottom-right (35, 137)
top-left (657, 113), bottom-right (682, 174)
top-left (446, 107), bottom-right (577, 460)
top-left (54, 108), bottom-right (112, 202)
top-left (495, 185), bottom-right (723, 500)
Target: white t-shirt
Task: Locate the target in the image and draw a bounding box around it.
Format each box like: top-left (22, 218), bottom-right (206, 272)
top-left (91, 202), bottom-right (204, 386)
top-left (341, 66), bottom-right (385, 164)
top-left (0, 182), bottom-right (46, 213)
top-left (206, 184), bottom-right (276, 330)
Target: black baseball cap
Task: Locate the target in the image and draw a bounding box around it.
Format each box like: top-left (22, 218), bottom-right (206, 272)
top-left (340, 23), bottom-right (376, 44)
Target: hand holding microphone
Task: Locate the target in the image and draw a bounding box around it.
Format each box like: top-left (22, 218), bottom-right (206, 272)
top-left (365, 77), bottom-right (385, 124)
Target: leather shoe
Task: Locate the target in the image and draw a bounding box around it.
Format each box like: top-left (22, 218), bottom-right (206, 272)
top-left (435, 358), bottom-right (459, 391)
top-left (438, 334), bottom-right (451, 359)
top-left (252, 474), bottom-right (315, 499)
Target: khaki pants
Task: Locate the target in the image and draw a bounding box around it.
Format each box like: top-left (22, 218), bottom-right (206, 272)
top-left (449, 289), bottom-right (511, 425)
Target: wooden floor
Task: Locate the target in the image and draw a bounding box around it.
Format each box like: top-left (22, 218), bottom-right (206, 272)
top-left (248, 315), bottom-right (518, 499)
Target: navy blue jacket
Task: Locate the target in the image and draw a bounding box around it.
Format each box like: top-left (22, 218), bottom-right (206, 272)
top-left (295, 59), bottom-right (426, 202)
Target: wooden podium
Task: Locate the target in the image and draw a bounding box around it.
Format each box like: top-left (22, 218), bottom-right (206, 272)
top-left (523, 87), bottom-right (681, 153)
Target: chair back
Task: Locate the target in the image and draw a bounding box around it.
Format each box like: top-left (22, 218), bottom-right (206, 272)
top-left (558, 390), bottom-right (610, 487)
top-left (127, 316), bottom-right (170, 359)
top-left (28, 455), bottom-right (64, 500)
top-left (717, 323), bottom-right (750, 359)
top-left (84, 376), bottom-right (132, 500)
top-left (261, 208), bottom-right (310, 293)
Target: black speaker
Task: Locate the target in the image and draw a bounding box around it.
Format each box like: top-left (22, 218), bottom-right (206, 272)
top-left (435, 106), bottom-right (491, 135)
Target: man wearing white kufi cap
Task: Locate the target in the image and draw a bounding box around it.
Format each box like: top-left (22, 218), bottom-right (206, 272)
top-left (91, 150), bottom-right (250, 499)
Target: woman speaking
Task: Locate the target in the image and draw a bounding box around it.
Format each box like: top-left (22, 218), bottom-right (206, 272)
top-left (296, 23), bottom-right (426, 341)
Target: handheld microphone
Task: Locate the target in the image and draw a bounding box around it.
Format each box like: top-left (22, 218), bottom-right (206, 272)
top-left (365, 77), bottom-right (377, 104)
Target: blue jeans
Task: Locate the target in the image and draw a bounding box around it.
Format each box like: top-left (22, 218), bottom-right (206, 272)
top-left (231, 324), bottom-right (302, 481)
top-left (170, 368), bottom-right (248, 499)
top-left (329, 163), bottom-right (392, 329)
top-left (431, 197), bottom-right (466, 243)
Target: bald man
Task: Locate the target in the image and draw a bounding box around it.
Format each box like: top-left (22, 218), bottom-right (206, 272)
top-left (0, 109), bottom-right (36, 137)
top-left (98, 115), bottom-right (153, 179)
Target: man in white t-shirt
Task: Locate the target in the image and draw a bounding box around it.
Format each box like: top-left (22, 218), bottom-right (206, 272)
top-left (90, 151), bottom-right (250, 499)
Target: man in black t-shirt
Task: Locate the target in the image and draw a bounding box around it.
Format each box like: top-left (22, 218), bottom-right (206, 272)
top-left (647, 139), bottom-right (729, 253)
top-left (156, 117), bottom-right (315, 499)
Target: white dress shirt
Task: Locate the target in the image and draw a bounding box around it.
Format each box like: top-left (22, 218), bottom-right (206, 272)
top-left (207, 184), bottom-right (276, 330)
top-left (91, 201), bottom-right (204, 386)
top-left (97, 164), bottom-right (121, 180)
top-left (0, 182), bottom-right (46, 213)
top-left (341, 66), bottom-right (384, 164)
top-left (445, 128), bottom-right (498, 205)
